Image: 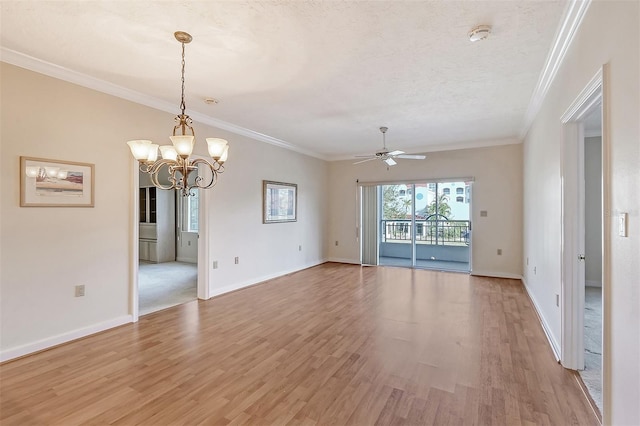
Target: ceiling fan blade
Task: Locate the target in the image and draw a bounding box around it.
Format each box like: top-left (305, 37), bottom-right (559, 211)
top-left (395, 154), bottom-right (426, 160)
top-left (354, 155), bottom-right (376, 158)
top-left (353, 158), bottom-right (378, 165)
top-left (384, 158), bottom-right (397, 166)
top-left (387, 150), bottom-right (404, 156)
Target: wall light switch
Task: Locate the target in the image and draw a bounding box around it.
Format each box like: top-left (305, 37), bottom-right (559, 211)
top-left (213, 261), bottom-right (218, 269)
top-left (480, 210), bottom-right (488, 217)
top-left (618, 213), bottom-right (628, 237)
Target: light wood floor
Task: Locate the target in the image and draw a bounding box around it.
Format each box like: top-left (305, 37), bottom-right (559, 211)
top-left (1, 263), bottom-right (597, 425)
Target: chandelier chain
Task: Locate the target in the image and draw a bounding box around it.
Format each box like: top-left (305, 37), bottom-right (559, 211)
top-left (180, 42), bottom-right (186, 116)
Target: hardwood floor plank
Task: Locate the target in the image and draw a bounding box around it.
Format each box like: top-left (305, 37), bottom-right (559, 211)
top-left (0, 263), bottom-right (598, 425)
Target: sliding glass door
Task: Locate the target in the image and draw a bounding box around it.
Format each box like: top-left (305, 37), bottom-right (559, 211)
top-left (376, 181), bottom-right (471, 272)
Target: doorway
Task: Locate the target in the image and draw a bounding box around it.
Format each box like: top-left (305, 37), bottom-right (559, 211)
top-left (560, 67), bottom-right (608, 419)
top-left (135, 171), bottom-right (198, 316)
top-left (365, 180), bottom-right (472, 271)
top-left (579, 106), bottom-right (603, 412)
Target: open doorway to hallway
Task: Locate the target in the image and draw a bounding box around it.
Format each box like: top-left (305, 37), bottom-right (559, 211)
top-left (560, 69), bottom-right (606, 419)
top-left (579, 107), bottom-right (603, 413)
top-left (376, 181), bottom-right (471, 272)
top-left (137, 173), bottom-right (198, 316)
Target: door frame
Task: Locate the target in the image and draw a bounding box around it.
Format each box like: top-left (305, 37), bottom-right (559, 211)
top-left (130, 157), bottom-right (211, 322)
top-left (560, 65), bottom-right (610, 419)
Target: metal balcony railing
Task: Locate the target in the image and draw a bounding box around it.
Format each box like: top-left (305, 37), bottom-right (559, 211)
top-left (381, 219), bottom-right (470, 246)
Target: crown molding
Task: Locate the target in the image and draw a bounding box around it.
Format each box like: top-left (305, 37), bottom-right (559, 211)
top-left (0, 47), bottom-right (327, 161)
top-left (328, 137), bottom-right (522, 162)
top-left (519, 0), bottom-right (592, 139)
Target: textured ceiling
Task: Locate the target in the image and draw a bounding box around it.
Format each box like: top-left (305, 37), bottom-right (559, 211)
top-left (0, 1), bottom-right (565, 159)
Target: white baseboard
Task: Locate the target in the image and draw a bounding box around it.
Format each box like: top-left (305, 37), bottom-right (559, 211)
top-left (209, 260), bottom-right (326, 298)
top-left (176, 257), bottom-right (197, 264)
top-left (0, 315), bottom-right (133, 362)
top-left (522, 277), bottom-right (561, 361)
top-left (325, 257), bottom-right (360, 265)
top-left (470, 270), bottom-right (523, 280)
top-left (586, 280), bottom-right (602, 287)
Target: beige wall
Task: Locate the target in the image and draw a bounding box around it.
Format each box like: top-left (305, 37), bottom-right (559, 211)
top-left (522, 1), bottom-right (639, 423)
top-left (0, 63), bottom-right (328, 359)
top-left (327, 143), bottom-right (523, 277)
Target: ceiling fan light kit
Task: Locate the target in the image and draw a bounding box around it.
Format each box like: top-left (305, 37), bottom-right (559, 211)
top-left (353, 126), bottom-right (426, 167)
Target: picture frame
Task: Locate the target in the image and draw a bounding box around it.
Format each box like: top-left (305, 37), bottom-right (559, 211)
top-left (263, 180), bottom-right (297, 223)
top-left (20, 156), bottom-right (95, 207)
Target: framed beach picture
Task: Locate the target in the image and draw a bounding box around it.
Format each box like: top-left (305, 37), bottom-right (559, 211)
top-left (263, 180), bottom-right (297, 223)
top-left (20, 157), bottom-right (95, 207)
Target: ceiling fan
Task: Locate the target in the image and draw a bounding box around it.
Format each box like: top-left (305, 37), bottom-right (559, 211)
top-left (353, 127), bottom-right (426, 166)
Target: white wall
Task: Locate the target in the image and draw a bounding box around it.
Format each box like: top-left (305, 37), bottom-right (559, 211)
top-left (327, 143), bottom-right (523, 278)
top-left (584, 136), bottom-right (602, 287)
top-left (522, 2), bottom-right (639, 424)
top-left (0, 63), bottom-right (328, 359)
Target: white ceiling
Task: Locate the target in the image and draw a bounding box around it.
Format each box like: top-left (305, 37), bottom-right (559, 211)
top-left (0, 1), bottom-right (566, 159)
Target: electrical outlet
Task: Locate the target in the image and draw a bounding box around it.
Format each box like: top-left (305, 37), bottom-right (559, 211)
top-left (234, 256), bottom-right (239, 265)
top-left (75, 285), bottom-right (85, 297)
top-left (497, 249), bottom-right (502, 255)
top-left (298, 245), bottom-right (302, 251)
top-left (213, 261), bottom-right (218, 269)
top-left (480, 210), bottom-right (488, 217)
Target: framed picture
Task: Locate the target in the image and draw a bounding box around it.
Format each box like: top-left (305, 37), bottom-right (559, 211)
top-left (20, 156), bottom-right (95, 207)
top-left (263, 180), bottom-right (297, 223)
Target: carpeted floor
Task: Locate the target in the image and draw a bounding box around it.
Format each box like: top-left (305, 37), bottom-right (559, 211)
top-left (580, 286), bottom-right (602, 414)
top-left (139, 261), bottom-right (197, 316)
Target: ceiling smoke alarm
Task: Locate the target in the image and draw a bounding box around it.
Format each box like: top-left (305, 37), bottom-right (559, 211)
top-left (468, 25), bottom-right (492, 42)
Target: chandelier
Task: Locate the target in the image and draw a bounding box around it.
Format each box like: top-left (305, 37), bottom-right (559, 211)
top-left (126, 31), bottom-right (228, 197)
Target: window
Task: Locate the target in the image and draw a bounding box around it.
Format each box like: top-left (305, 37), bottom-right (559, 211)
top-left (456, 187), bottom-right (464, 194)
top-left (443, 188), bottom-right (450, 195)
top-left (182, 190), bottom-right (199, 232)
top-left (456, 196), bottom-right (464, 202)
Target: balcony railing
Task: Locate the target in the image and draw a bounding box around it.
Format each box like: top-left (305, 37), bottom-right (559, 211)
top-left (382, 219), bottom-right (470, 246)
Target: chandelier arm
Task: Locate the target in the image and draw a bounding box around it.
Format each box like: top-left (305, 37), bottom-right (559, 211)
top-left (147, 159), bottom-right (181, 191)
top-left (139, 162), bottom-right (153, 174)
top-left (188, 158), bottom-right (219, 190)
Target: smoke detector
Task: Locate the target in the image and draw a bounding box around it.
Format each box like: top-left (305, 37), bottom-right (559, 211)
top-left (468, 25), bottom-right (492, 42)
